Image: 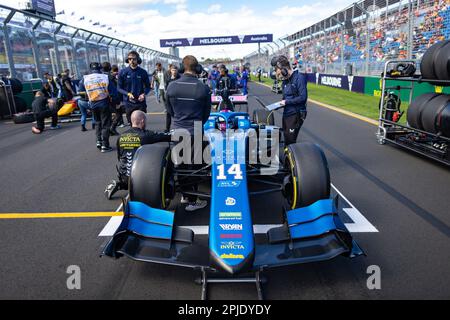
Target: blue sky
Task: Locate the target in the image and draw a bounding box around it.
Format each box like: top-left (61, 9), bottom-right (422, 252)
top-left (2, 0), bottom-right (356, 59)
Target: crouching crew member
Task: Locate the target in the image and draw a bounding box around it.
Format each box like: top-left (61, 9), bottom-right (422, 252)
top-left (78, 62), bottom-right (118, 153)
top-left (31, 91), bottom-right (61, 134)
top-left (118, 51), bottom-right (151, 124)
top-left (271, 55), bottom-right (308, 146)
top-left (105, 110), bottom-right (171, 200)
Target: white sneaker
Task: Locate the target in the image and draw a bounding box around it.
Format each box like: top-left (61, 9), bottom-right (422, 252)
top-left (181, 196), bottom-right (190, 204)
top-left (185, 200), bottom-right (208, 212)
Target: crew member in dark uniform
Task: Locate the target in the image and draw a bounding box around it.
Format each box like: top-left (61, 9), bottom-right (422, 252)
top-left (105, 110), bottom-right (171, 199)
top-left (166, 55), bottom-right (211, 212)
top-left (271, 55), bottom-right (308, 146)
top-left (117, 51), bottom-right (151, 124)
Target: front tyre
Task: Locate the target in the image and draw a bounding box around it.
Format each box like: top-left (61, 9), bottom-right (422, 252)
top-left (284, 142), bottom-right (331, 209)
top-left (129, 144), bottom-right (173, 209)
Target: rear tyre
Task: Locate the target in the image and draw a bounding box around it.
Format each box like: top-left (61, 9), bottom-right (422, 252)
top-left (253, 109), bottom-right (275, 126)
top-left (284, 142), bottom-right (331, 209)
top-left (407, 93), bottom-right (440, 130)
top-left (129, 144), bottom-right (173, 209)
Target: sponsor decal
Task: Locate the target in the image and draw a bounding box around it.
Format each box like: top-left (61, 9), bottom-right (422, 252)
top-left (220, 234), bottom-right (243, 239)
top-left (225, 197), bottom-right (236, 206)
top-left (220, 241), bottom-right (245, 250)
top-left (220, 254), bottom-right (245, 260)
top-left (219, 212), bottom-right (242, 220)
top-left (220, 224), bottom-right (243, 231)
top-left (218, 181), bottom-right (241, 188)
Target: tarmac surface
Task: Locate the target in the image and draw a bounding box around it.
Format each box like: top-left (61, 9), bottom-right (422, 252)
top-left (0, 82), bottom-right (449, 300)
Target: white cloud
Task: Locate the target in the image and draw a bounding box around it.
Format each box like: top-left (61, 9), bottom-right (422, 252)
top-left (1, 0), bottom-right (356, 60)
top-left (207, 4), bottom-right (221, 14)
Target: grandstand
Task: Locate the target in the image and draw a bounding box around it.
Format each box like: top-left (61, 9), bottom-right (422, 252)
top-left (244, 0), bottom-right (450, 77)
top-left (0, 3), bottom-right (180, 82)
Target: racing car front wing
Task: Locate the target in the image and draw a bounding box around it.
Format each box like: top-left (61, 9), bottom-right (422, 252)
top-left (101, 198), bottom-right (364, 274)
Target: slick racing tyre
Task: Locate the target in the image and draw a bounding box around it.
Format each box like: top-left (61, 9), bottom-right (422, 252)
top-left (13, 112), bottom-right (35, 124)
top-left (407, 93), bottom-right (440, 130)
top-left (253, 109), bottom-right (275, 126)
top-left (421, 94), bottom-right (450, 134)
top-left (129, 144), bottom-right (173, 209)
top-left (434, 41), bottom-right (450, 80)
top-left (9, 78), bottom-right (23, 95)
top-left (284, 142), bottom-right (331, 209)
top-left (14, 96), bottom-right (28, 113)
top-left (420, 41), bottom-right (448, 80)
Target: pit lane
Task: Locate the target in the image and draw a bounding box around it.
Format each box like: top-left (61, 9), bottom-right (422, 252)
top-left (0, 82), bottom-right (449, 300)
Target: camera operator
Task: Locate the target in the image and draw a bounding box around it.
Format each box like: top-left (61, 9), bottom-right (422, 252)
top-left (217, 64), bottom-right (237, 92)
top-left (105, 110), bottom-right (171, 200)
top-left (271, 55), bottom-right (308, 146)
top-left (118, 51), bottom-right (151, 124)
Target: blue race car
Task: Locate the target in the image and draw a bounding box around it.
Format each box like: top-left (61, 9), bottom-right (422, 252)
top-left (102, 101), bottom-right (364, 299)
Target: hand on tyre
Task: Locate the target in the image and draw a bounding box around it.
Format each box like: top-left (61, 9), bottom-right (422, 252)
top-left (138, 94), bottom-right (145, 102)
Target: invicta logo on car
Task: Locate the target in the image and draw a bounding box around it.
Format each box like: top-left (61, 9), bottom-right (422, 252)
top-left (220, 224), bottom-right (243, 231)
top-left (220, 242), bottom-right (245, 250)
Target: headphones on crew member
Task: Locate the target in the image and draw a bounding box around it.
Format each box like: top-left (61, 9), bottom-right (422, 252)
top-left (89, 62), bottom-right (102, 71)
top-left (271, 55), bottom-right (290, 78)
top-left (178, 60), bottom-right (204, 75)
top-left (218, 64), bottom-right (229, 74)
top-left (126, 51), bottom-right (142, 65)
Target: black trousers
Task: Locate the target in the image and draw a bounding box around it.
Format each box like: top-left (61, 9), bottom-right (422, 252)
top-left (283, 111), bottom-right (307, 146)
top-left (111, 105), bottom-right (125, 130)
top-left (93, 106), bottom-right (112, 148)
top-left (35, 110), bottom-right (58, 131)
top-left (125, 105), bottom-right (146, 124)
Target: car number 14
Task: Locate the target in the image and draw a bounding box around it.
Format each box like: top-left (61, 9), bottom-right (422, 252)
top-left (217, 164), bottom-right (243, 181)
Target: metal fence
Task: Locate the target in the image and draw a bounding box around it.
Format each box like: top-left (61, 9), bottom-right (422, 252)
top-left (0, 4), bottom-right (181, 82)
top-left (245, 0), bottom-right (450, 76)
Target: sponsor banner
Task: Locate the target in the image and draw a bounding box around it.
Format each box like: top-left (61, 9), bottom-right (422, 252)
top-left (160, 34), bottom-right (273, 47)
top-left (306, 73), bottom-right (365, 94)
top-left (160, 38), bottom-right (191, 47)
top-left (241, 34), bottom-right (273, 44)
top-left (192, 36), bottom-right (241, 46)
top-left (31, 0), bottom-right (56, 17)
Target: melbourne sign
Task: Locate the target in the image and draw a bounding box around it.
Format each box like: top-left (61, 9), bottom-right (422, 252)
top-left (160, 34), bottom-right (273, 47)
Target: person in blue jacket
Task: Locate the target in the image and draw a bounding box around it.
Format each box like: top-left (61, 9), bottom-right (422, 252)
top-left (271, 55), bottom-right (308, 146)
top-left (117, 51), bottom-right (151, 124)
top-left (240, 66), bottom-right (249, 96)
top-left (208, 65), bottom-right (220, 91)
top-left (78, 62), bottom-right (118, 153)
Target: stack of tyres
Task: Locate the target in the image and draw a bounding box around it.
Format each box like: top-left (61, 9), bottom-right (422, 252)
top-left (420, 40), bottom-right (450, 81)
top-left (407, 93), bottom-right (450, 137)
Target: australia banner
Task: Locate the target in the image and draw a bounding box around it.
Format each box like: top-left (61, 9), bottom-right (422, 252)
top-left (160, 34), bottom-right (273, 48)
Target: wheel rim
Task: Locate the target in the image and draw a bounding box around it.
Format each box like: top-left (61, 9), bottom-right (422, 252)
top-left (285, 150), bottom-right (298, 210)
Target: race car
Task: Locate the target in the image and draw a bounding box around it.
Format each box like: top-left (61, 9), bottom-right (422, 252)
top-left (211, 88), bottom-right (248, 112)
top-left (102, 103), bottom-right (364, 298)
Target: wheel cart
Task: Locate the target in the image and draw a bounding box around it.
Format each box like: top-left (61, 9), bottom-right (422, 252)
top-left (0, 80), bottom-right (17, 119)
top-left (376, 60), bottom-right (450, 166)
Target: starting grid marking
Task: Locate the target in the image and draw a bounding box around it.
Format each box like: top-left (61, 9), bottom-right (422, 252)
top-left (98, 184), bottom-right (379, 237)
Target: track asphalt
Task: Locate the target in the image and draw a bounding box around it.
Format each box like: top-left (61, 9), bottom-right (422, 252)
top-left (0, 82), bottom-right (449, 300)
